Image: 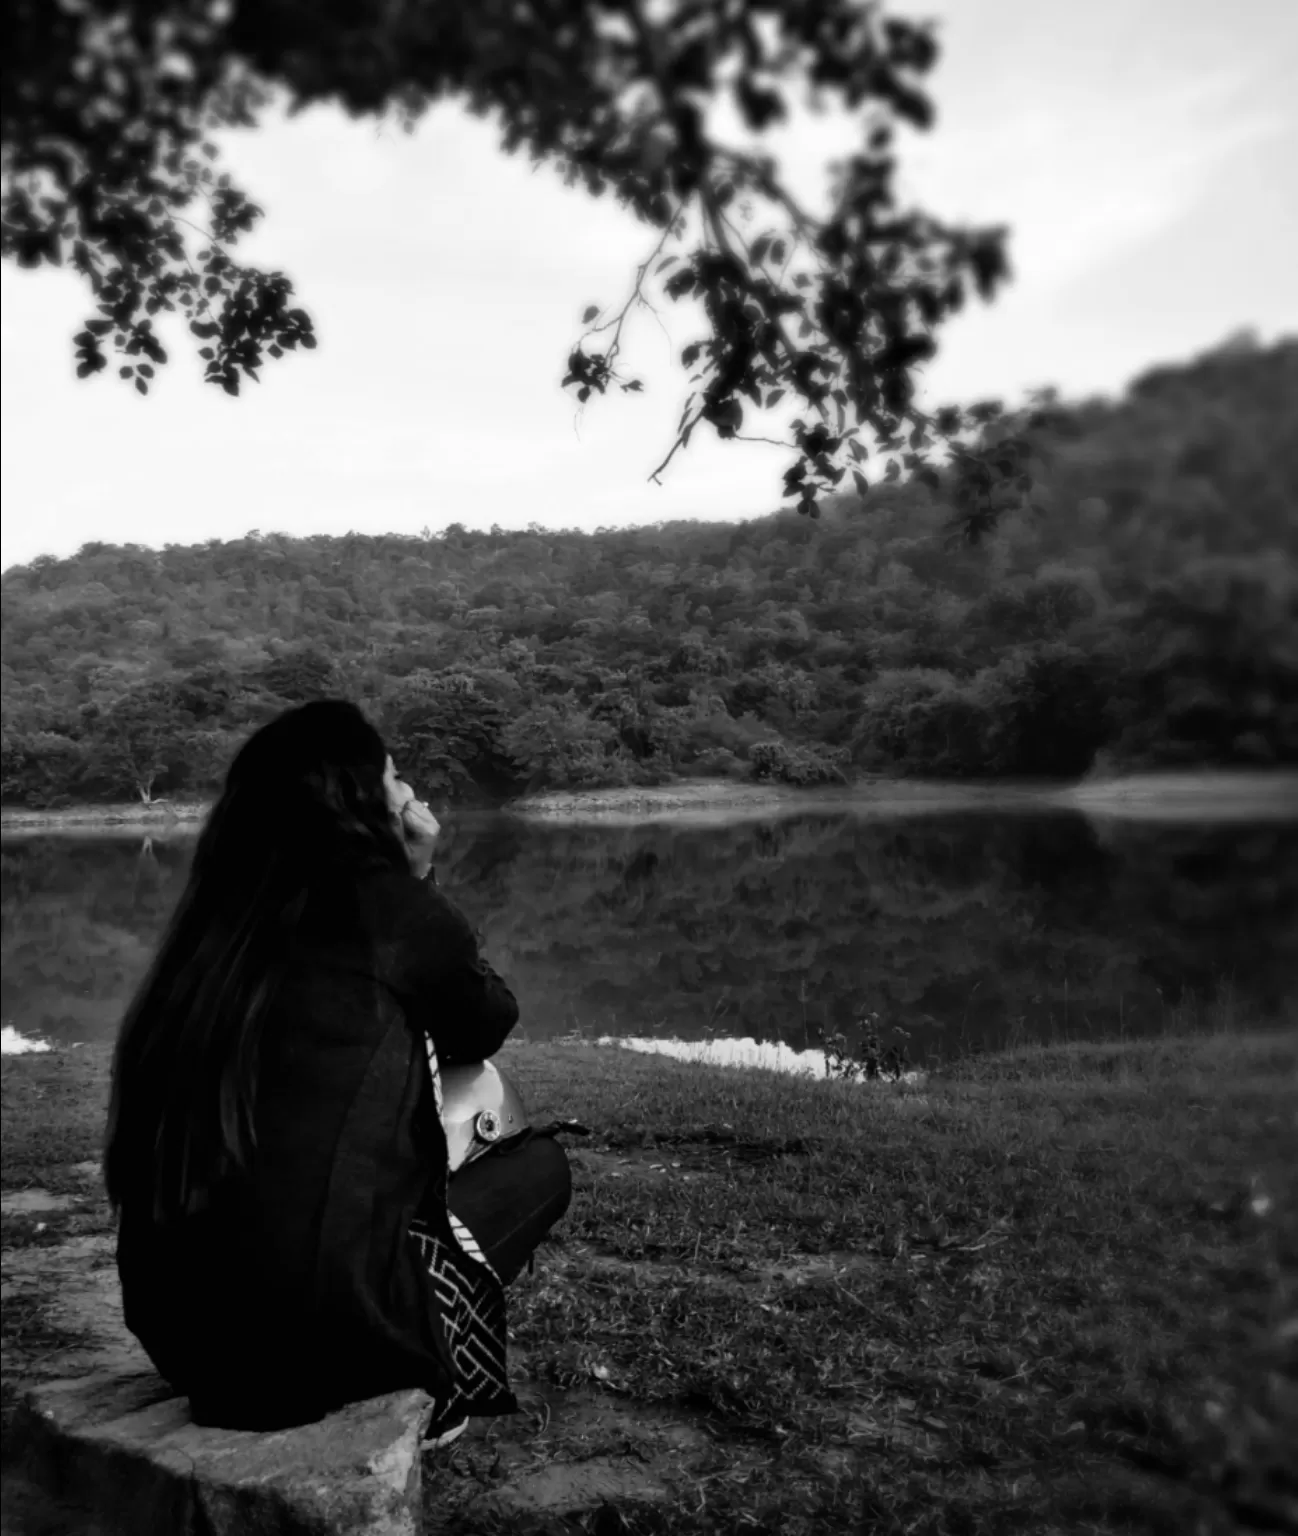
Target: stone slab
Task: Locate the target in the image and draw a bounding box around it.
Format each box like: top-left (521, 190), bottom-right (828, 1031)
top-left (11, 1369), bottom-right (434, 1536)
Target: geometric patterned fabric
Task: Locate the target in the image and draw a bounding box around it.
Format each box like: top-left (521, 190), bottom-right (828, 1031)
top-left (407, 1031), bottom-right (512, 1420)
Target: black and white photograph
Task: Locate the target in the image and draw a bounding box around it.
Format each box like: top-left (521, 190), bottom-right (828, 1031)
top-left (2, 2), bottom-right (1295, 1532)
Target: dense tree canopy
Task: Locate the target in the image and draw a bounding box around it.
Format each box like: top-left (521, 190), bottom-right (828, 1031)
top-left (3, 335), bottom-right (1295, 808)
top-left (2, 0), bottom-right (1026, 523)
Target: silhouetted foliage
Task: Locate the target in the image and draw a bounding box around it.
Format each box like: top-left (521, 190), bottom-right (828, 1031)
top-left (2, 0), bottom-right (1029, 523)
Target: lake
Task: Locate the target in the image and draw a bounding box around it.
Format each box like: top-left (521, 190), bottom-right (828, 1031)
top-left (3, 792), bottom-right (1297, 1067)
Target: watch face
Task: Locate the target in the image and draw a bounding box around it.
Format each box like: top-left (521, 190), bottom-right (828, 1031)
top-left (475, 1109), bottom-right (502, 1143)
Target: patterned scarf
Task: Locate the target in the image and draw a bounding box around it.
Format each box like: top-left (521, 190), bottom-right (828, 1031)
top-left (407, 1033), bottom-right (515, 1421)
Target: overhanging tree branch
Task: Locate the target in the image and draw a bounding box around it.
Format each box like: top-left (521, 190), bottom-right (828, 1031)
top-left (3, 0), bottom-right (1028, 533)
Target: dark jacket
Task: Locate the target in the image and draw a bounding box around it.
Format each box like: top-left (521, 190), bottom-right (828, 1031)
top-left (115, 862), bottom-right (519, 1429)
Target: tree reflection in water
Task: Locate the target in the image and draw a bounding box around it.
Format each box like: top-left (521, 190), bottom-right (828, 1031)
top-left (2, 807), bottom-right (1295, 1061)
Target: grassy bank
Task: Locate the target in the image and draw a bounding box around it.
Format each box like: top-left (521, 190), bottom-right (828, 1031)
top-left (3, 1028), bottom-right (1295, 1534)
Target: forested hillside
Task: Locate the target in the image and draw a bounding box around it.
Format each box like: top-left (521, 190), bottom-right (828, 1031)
top-left (3, 334), bottom-right (1296, 808)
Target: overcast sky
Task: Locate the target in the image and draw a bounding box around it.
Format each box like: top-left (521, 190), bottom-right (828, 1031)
top-left (3, 0), bottom-right (1295, 572)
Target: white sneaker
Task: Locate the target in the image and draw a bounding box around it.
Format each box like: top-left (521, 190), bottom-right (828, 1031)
top-left (423, 1415), bottom-right (469, 1450)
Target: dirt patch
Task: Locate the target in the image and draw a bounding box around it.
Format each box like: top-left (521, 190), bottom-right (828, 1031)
top-left (1, 1233), bottom-right (135, 1384)
top-left (571, 1148), bottom-right (734, 1186)
top-left (1, 1170), bottom-right (114, 1256)
top-left (549, 1240), bottom-right (885, 1294)
top-left (0, 1194), bottom-right (79, 1219)
top-left (424, 1382), bottom-right (751, 1532)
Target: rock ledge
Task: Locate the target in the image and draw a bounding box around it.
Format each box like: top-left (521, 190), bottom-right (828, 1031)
top-left (10, 1367), bottom-right (434, 1536)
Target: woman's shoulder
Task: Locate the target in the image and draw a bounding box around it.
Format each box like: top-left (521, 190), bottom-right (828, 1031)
top-left (354, 864), bottom-right (467, 935)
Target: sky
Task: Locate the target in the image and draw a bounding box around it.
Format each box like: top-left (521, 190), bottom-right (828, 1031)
top-left (2, 0), bottom-right (1296, 572)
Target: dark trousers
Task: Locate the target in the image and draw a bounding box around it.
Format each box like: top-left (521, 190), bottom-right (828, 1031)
top-left (446, 1132), bottom-right (572, 1285)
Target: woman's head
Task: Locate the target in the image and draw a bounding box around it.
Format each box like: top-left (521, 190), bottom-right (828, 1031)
top-left (197, 699), bottom-right (407, 887)
top-left (104, 699), bottom-right (408, 1221)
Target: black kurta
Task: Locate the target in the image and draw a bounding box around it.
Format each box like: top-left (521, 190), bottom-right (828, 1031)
top-left (115, 863), bottom-right (520, 1430)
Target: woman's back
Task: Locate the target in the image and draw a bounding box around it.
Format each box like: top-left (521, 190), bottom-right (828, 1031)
top-left (106, 703), bottom-right (532, 1434)
top-left (116, 865), bottom-right (516, 1428)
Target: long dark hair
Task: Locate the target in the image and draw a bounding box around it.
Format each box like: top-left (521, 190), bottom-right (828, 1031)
top-left (104, 699), bottom-right (409, 1222)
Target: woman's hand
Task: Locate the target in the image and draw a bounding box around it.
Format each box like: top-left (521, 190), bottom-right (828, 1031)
top-left (399, 796), bottom-right (441, 880)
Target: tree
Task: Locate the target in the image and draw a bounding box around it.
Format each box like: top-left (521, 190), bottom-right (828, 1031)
top-left (0, 729), bottom-right (87, 808)
top-left (383, 671), bottom-right (524, 799)
top-left (3, 335), bottom-right (1294, 800)
top-left (1112, 558), bottom-right (1298, 769)
top-left (256, 645), bottom-right (339, 703)
top-left (3, 0), bottom-right (1024, 528)
top-left (93, 680), bottom-right (192, 802)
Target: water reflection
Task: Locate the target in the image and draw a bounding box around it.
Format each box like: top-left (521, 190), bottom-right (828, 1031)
top-left (2, 805), bottom-right (1296, 1062)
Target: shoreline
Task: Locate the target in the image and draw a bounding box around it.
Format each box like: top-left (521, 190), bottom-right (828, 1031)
top-left (3, 767), bottom-right (1296, 831)
top-left (0, 802), bottom-right (212, 831)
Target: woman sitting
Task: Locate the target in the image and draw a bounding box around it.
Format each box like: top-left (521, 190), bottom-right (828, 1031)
top-left (103, 700), bottom-right (571, 1444)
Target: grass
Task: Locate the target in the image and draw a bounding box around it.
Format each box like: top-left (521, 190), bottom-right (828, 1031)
top-left (3, 1023), bottom-right (1295, 1534)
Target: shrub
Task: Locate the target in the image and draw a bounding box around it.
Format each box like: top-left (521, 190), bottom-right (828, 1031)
top-left (749, 740), bottom-right (848, 787)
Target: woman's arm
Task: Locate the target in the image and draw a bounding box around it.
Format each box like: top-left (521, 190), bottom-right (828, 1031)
top-left (376, 873), bottom-right (519, 1065)
top-left (429, 900), bottom-right (519, 1064)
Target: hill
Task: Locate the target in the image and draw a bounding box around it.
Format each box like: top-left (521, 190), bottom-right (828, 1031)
top-left (3, 334), bottom-right (1296, 807)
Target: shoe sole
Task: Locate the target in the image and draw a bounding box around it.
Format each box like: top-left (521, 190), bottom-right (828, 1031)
top-left (423, 1417), bottom-right (469, 1450)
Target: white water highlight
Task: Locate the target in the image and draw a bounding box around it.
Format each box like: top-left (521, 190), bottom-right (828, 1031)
top-left (1, 1026), bottom-right (53, 1055)
top-left (597, 1033), bottom-right (924, 1084)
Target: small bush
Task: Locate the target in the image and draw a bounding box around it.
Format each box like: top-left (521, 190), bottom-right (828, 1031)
top-left (691, 747), bottom-right (745, 779)
top-left (749, 740), bottom-right (848, 787)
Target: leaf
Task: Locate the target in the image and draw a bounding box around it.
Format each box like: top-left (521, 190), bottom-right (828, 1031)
top-left (134, 378), bottom-right (148, 396)
top-left (852, 469), bottom-right (869, 498)
top-left (582, 304), bottom-right (600, 323)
